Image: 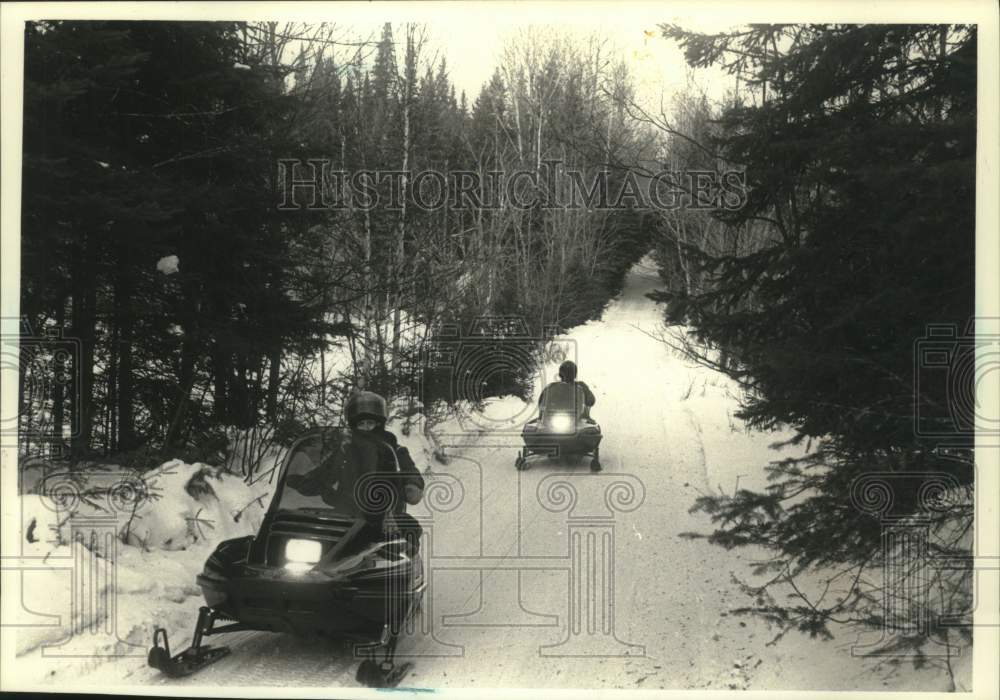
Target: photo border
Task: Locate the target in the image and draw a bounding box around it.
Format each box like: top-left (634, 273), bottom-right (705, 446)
top-left (1, 2), bottom-right (997, 698)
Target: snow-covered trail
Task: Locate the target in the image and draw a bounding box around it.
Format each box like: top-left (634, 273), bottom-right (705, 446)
top-left (128, 257), bottom-right (957, 691)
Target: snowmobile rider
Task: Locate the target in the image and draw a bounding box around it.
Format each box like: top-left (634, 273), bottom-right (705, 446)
top-left (539, 360), bottom-right (596, 421)
top-left (346, 390), bottom-right (425, 552)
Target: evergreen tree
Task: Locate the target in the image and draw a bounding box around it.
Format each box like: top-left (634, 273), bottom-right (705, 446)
top-left (22, 21), bottom-right (338, 457)
top-left (656, 23), bottom-right (976, 649)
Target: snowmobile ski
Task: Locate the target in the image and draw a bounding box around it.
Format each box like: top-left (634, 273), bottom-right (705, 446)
top-left (147, 626), bottom-right (231, 677)
top-left (148, 607), bottom-right (249, 678)
top-left (356, 659), bottom-right (414, 687)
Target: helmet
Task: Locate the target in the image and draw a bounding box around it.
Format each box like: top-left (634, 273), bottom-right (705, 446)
top-left (345, 390), bottom-right (387, 428)
top-left (558, 360), bottom-right (577, 382)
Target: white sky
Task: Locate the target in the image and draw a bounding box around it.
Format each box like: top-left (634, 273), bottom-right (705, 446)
top-left (332, 8), bottom-right (739, 117)
top-left (431, 17), bottom-right (736, 108)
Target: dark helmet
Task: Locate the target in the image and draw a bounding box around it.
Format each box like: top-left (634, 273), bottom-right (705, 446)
top-left (558, 360), bottom-right (577, 382)
top-left (345, 390), bottom-right (387, 428)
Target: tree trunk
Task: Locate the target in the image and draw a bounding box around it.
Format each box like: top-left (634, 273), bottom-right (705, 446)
top-left (391, 25), bottom-right (417, 379)
top-left (70, 232), bottom-right (97, 461)
top-left (536, 110), bottom-right (543, 174)
top-left (674, 216), bottom-right (692, 295)
top-left (234, 355), bottom-right (251, 427)
top-left (114, 260), bottom-right (136, 450)
top-left (166, 268), bottom-right (203, 448)
top-left (107, 314), bottom-right (117, 454)
top-left (392, 69), bottom-right (411, 374)
top-left (164, 326), bottom-right (197, 448)
top-left (266, 345), bottom-right (281, 420)
top-left (51, 298), bottom-right (66, 450)
top-left (320, 341), bottom-right (326, 405)
top-left (512, 76), bottom-right (525, 162)
top-left (212, 344), bottom-right (229, 423)
top-left (360, 150), bottom-right (374, 380)
top-left (939, 27), bottom-right (948, 120)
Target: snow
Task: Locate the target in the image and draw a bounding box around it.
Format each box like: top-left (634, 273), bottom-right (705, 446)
top-left (8, 457), bottom-right (272, 687)
top-left (431, 395), bottom-right (531, 439)
top-left (122, 460), bottom-right (270, 550)
top-left (477, 395), bottom-right (533, 426)
top-left (5, 256), bottom-right (969, 692)
top-left (155, 255), bottom-right (179, 275)
top-left (20, 495), bottom-right (62, 555)
top-left (308, 339), bottom-right (354, 390)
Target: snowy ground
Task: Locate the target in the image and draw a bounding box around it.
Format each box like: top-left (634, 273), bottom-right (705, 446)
top-left (4, 257), bottom-right (970, 693)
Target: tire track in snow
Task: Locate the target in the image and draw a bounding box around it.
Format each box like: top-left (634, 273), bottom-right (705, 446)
top-left (681, 405), bottom-right (711, 492)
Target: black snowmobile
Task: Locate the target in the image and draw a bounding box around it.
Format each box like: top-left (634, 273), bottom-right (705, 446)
top-left (516, 381), bottom-right (603, 471)
top-left (147, 427), bottom-right (425, 687)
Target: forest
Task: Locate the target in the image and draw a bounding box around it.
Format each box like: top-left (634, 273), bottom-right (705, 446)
top-left (19, 21), bottom-right (653, 464)
top-left (17, 21), bottom-right (978, 657)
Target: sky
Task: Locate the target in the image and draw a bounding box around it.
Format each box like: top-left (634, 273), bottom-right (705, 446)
top-left (429, 16), bottom-right (736, 108)
top-left (328, 7), bottom-right (739, 117)
top-left (444, 23), bottom-right (733, 110)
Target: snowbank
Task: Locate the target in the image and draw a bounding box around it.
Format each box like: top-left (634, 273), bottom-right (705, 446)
top-left (12, 458), bottom-right (273, 682)
top-left (20, 460), bottom-right (271, 555)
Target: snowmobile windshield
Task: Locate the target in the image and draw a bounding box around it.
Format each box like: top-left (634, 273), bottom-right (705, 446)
top-left (276, 428), bottom-right (388, 518)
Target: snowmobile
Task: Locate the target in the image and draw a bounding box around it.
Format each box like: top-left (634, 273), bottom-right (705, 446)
top-left (515, 382), bottom-right (603, 472)
top-left (147, 427), bottom-right (425, 687)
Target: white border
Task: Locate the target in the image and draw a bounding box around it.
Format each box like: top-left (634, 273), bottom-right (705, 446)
top-left (1, 2), bottom-right (997, 699)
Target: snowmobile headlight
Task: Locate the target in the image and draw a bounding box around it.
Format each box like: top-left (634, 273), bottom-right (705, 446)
top-left (285, 539), bottom-right (322, 567)
top-left (549, 413), bottom-right (573, 433)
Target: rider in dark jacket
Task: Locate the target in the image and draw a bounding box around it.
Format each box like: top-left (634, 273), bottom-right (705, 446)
top-left (539, 360), bottom-right (596, 421)
top-left (346, 390), bottom-right (424, 552)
